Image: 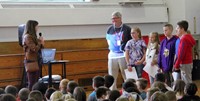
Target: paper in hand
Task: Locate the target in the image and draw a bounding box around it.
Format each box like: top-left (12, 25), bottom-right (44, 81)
top-left (124, 67), bottom-right (138, 80)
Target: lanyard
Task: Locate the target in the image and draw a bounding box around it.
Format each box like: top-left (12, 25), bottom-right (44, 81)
top-left (114, 24), bottom-right (123, 40)
top-left (114, 24), bottom-right (123, 33)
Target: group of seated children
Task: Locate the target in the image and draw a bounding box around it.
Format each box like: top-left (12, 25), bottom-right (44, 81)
top-left (88, 73), bottom-right (200, 101)
top-left (0, 72), bottom-right (199, 101)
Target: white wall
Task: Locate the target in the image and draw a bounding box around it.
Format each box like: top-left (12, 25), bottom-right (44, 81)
top-left (0, 5), bottom-right (168, 26)
top-left (3, 0), bottom-right (199, 42)
top-left (0, 23), bottom-right (164, 42)
top-left (166, 0), bottom-right (185, 27)
top-left (166, 0), bottom-right (200, 35)
top-left (185, 0), bottom-right (200, 34)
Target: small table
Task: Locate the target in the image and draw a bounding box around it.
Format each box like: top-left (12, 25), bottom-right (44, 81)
top-left (46, 60), bottom-right (69, 87)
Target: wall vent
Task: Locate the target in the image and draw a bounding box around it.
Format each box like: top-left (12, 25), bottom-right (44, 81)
top-left (119, 0), bottom-right (146, 6)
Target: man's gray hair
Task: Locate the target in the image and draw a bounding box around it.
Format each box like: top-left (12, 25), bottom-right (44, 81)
top-left (112, 11), bottom-right (122, 18)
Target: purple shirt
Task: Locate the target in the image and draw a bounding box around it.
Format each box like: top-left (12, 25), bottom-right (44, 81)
top-left (125, 39), bottom-right (146, 65)
top-left (158, 36), bottom-right (177, 72)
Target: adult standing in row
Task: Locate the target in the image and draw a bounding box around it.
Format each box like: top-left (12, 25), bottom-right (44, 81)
top-left (23, 20), bottom-right (44, 90)
top-left (106, 11), bottom-right (131, 90)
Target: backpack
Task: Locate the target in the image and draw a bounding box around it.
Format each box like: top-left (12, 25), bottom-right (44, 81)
top-left (18, 24), bottom-right (26, 47)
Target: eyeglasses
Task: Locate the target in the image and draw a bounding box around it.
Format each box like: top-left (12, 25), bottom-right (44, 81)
top-left (111, 17), bottom-right (119, 20)
top-left (131, 32), bottom-right (137, 34)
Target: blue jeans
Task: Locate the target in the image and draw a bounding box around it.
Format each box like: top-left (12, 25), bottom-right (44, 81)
top-left (132, 64), bottom-right (144, 78)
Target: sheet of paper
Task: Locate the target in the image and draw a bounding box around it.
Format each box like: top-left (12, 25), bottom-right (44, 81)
top-left (124, 67), bottom-right (138, 80)
top-left (172, 72), bottom-right (180, 81)
top-left (143, 64), bottom-right (159, 78)
top-left (144, 49), bottom-right (159, 78)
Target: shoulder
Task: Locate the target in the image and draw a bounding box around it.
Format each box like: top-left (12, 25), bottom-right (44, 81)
top-left (173, 35), bottom-right (178, 39)
top-left (89, 91), bottom-right (96, 96)
top-left (126, 39), bottom-right (133, 46)
top-left (127, 39), bottom-right (134, 43)
top-left (160, 38), bottom-right (165, 43)
top-left (122, 24), bottom-right (131, 32)
top-left (24, 34), bottom-right (30, 38)
top-left (160, 38), bottom-right (166, 45)
top-left (172, 36), bottom-right (178, 41)
top-left (107, 25), bottom-right (114, 34)
top-left (123, 24), bottom-right (131, 29)
top-left (24, 34), bottom-right (33, 40)
top-left (108, 25), bottom-right (113, 29)
top-left (140, 39), bottom-right (147, 45)
top-left (182, 34), bottom-right (194, 40)
top-left (88, 91), bottom-right (97, 101)
top-left (140, 39), bottom-right (146, 43)
top-left (107, 25), bottom-right (114, 31)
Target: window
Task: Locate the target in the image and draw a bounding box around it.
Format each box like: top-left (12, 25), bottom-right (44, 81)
top-left (0, 0), bottom-right (85, 2)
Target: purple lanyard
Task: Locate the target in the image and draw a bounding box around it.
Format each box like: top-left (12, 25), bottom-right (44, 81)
top-left (114, 24), bottom-right (123, 40)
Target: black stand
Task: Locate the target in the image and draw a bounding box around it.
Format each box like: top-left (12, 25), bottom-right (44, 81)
top-left (46, 60), bottom-right (68, 87)
top-left (192, 59), bottom-right (200, 80)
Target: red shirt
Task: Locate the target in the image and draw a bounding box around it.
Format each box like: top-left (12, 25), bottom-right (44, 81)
top-left (174, 34), bottom-right (196, 69)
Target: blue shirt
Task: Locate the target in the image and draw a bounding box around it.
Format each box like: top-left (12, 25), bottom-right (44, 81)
top-left (140, 91), bottom-right (147, 100)
top-left (106, 33), bottom-right (122, 52)
top-left (175, 38), bottom-right (180, 57)
top-left (106, 24), bottom-right (131, 51)
top-left (87, 91), bottom-right (97, 101)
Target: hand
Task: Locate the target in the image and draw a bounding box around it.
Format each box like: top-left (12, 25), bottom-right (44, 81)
top-left (172, 67), bottom-right (176, 72)
top-left (39, 36), bottom-right (45, 45)
top-left (172, 65), bottom-right (180, 72)
top-left (128, 66), bottom-right (132, 72)
top-left (151, 60), bottom-right (157, 66)
top-left (174, 67), bottom-right (180, 72)
top-left (143, 61), bottom-right (146, 65)
top-left (135, 61), bottom-right (142, 65)
top-left (157, 68), bottom-right (162, 72)
top-left (172, 68), bottom-right (174, 72)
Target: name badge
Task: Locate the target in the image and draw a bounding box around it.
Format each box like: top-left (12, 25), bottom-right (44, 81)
top-left (117, 40), bottom-right (121, 46)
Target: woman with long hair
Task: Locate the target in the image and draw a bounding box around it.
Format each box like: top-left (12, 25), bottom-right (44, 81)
top-left (23, 20), bottom-right (44, 90)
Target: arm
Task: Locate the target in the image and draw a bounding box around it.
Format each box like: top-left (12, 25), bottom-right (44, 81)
top-left (152, 55), bottom-right (158, 66)
top-left (152, 45), bottom-right (160, 66)
top-left (125, 50), bottom-right (130, 65)
top-left (174, 41), bottom-right (185, 69)
top-left (135, 41), bottom-right (146, 65)
top-left (24, 35), bottom-right (41, 52)
top-left (141, 47), bottom-right (146, 63)
top-left (135, 48), bottom-right (146, 65)
top-left (169, 43), bottom-right (176, 71)
top-left (158, 42), bottom-right (163, 68)
top-left (125, 41), bottom-right (132, 71)
top-left (39, 36), bottom-right (45, 48)
top-left (125, 49), bottom-right (132, 71)
top-left (121, 25), bottom-right (131, 51)
top-left (150, 51), bottom-right (158, 66)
